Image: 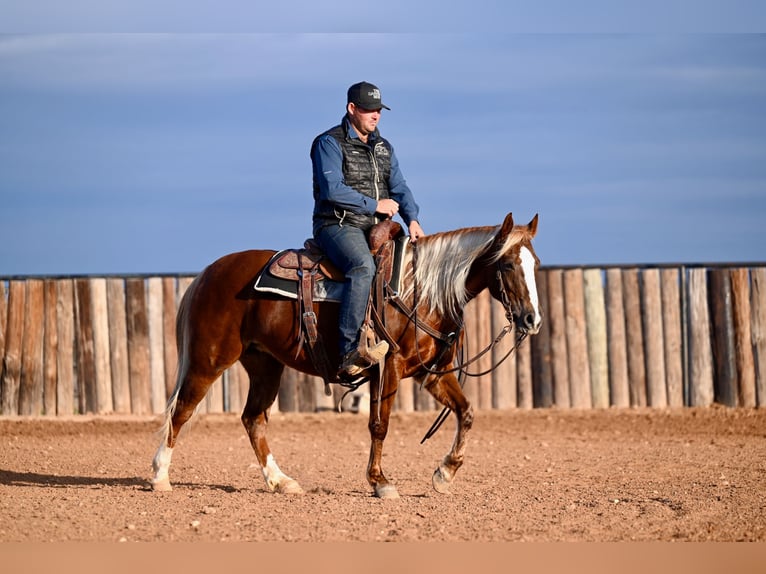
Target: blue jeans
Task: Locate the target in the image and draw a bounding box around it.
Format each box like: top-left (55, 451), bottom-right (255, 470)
top-left (315, 223), bottom-right (375, 358)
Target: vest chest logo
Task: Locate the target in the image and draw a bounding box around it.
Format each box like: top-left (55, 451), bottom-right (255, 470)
top-left (374, 143), bottom-right (390, 157)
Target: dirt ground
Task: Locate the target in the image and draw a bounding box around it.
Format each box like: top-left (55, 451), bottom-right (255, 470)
top-left (1, 407), bottom-right (765, 542)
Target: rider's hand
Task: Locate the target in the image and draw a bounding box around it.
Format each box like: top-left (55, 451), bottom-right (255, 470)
top-left (409, 221), bottom-right (425, 243)
top-left (375, 198), bottom-right (399, 218)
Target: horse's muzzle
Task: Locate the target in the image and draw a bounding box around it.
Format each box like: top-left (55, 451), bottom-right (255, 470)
top-left (516, 311), bottom-right (541, 336)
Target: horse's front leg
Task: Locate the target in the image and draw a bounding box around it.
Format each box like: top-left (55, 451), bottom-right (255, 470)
top-left (423, 371), bottom-right (474, 494)
top-left (366, 362), bottom-right (401, 499)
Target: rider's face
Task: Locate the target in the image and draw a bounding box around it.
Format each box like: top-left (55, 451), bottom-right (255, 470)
top-left (347, 103), bottom-right (381, 140)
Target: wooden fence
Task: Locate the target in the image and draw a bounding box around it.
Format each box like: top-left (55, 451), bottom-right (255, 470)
top-left (1, 264), bottom-right (765, 416)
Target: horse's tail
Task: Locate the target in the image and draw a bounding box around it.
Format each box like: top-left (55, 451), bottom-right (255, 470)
top-left (155, 274), bottom-right (200, 447)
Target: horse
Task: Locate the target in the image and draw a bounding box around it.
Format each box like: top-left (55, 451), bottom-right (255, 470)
top-left (151, 211), bottom-right (541, 499)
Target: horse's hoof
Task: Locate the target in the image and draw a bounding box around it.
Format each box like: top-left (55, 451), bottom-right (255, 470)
top-left (277, 479), bottom-right (305, 495)
top-left (431, 467), bottom-right (452, 494)
top-left (151, 477), bottom-right (172, 492)
top-left (375, 484), bottom-right (400, 500)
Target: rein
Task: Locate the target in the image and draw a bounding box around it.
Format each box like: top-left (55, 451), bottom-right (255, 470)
top-left (408, 242), bottom-right (529, 443)
top-left (408, 242), bottom-right (527, 378)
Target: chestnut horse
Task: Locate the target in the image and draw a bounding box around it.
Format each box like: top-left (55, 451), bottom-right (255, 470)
top-left (151, 212), bottom-right (541, 498)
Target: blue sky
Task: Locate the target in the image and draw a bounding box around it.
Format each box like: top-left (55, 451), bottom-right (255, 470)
top-left (1, 26), bottom-right (765, 274)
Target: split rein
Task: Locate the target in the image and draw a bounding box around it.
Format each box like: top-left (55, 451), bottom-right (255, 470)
top-left (408, 242), bottom-right (529, 443)
top-left (409, 241), bottom-right (528, 379)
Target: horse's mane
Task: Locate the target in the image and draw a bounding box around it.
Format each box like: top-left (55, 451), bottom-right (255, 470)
top-left (402, 224), bottom-right (529, 325)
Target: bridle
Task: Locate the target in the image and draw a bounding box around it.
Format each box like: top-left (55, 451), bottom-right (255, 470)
top-left (408, 242), bottom-right (529, 378)
top-left (407, 242), bottom-right (530, 442)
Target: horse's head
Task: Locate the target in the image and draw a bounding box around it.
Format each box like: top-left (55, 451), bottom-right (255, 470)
top-left (486, 212), bottom-right (542, 335)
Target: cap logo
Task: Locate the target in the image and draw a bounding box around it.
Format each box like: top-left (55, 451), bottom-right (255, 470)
top-left (368, 88), bottom-right (381, 101)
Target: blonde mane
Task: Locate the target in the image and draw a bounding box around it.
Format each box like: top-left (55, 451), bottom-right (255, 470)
top-left (401, 224), bottom-right (527, 325)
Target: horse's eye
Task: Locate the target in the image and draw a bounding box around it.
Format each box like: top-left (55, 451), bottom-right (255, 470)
top-left (502, 262), bottom-right (515, 271)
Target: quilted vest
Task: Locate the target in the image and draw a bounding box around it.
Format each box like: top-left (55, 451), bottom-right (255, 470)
top-left (312, 120), bottom-right (392, 231)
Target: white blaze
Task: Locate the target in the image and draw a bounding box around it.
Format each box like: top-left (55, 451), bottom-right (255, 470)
top-left (520, 246), bottom-right (542, 331)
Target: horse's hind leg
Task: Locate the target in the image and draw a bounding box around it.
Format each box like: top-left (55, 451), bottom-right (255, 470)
top-left (422, 372), bottom-right (474, 494)
top-left (151, 360), bottom-right (224, 491)
top-left (239, 349), bottom-right (303, 494)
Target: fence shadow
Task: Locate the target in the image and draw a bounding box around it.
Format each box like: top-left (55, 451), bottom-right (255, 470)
top-left (0, 468), bottom-right (244, 493)
top-left (0, 468), bottom-right (148, 489)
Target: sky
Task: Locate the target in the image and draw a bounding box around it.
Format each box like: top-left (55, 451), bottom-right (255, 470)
top-left (1, 6), bottom-right (765, 276)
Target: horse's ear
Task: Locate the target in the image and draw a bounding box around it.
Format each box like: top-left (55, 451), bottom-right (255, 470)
top-left (528, 213), bottom-right (539, 237)
top-left (499, 212), bottom-right (515, 237)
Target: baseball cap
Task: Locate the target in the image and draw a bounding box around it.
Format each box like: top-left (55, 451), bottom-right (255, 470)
top-left (347, 81), bottom-right (390, 111)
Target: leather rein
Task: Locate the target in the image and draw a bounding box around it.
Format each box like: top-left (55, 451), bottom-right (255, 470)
top-left (402, 241), bottom-right (529, 378)
top-left (400, 242), bottom-right (529, 442)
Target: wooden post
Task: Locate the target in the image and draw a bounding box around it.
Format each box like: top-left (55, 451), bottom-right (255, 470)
top-left (294, 372), bottom-right (312, 412)
top-left (414, 379), bottom-right (436, 411)
top-left (177, 276), bottom-right (194, 300)
top-left (74, 279), bottom-right (97, 414)
top-left (277, 367), bottom-right (298, 413)
top-left (687, 268), bottom-right (714, 406)
top-left (224, 366), bottom-right (236, 413)
top-left (19, 280), bottom-right (45, 416)
top-left (752, 268), bottom-right (766, 407)
top-left (622, 269), bottom-right (646, 407)
top-left (90, 278), bottom-right (113, 414)
top-left (126, 278), bottom-right (151, 415)
top-left (396, 377), bottom-right (415, 413)
top-left (475, 290), bottom-right (493, 410)
top-left (641, 269), bottom-right (667, 408)
top-left (584, 269), bottom-right (609, 408)
top-left (516, 335), bottom-right (533, 409)
top-left (462, 298), bottom-right (480, 407)
top-left (206, 375), bottom-right (224, 413)
top-left (708, 269), bottom-right (738, 407)
top-left (491, 298), bottom-right (517, 409)
top-left (730, 268), bottom-right (756, 407)
top-left (148, 277), bottom-right (166, 414)
top-left (162, 277), bottom-right (178, 397)
top-left (530, 269), bottom-right (552, 408)
top-left (605, 269), bottom-right (630, 407)
top-left (661, 268), bottom-right (684, 408)
top-left (106, 278), bottom-right (131, 414)
top-left (546, 269), bottom-right (570, 408)
top-left (226, 361), bottom-right (248, 414)
top-left (43, 280), bottom-right (58, 415)
top-left (564, 269), bottom-right (591, 408)
top-left (1, 280), bottom-right (25, 415)
top-left (312, 375), bottom-right (328, 412)
top-left (56, 280), bottom-right (75, 415)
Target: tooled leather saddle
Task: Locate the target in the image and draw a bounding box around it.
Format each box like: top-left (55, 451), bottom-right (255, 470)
top-left (253, 220), bottom-right (408, 390)
top-left (254, 220), bottom-right (408, 301)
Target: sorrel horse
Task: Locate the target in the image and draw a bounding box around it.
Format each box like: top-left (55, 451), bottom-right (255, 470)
top-left (151, 212), bottom-right (541, 498)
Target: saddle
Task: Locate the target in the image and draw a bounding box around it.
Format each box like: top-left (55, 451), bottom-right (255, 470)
top-left (256, 220), bottom-right (407, 392)
top-left (267, 219), bottom-right (403, 284)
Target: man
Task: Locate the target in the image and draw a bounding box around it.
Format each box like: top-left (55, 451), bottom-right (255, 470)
top-left (312, 81), bottom-right (425, 378)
